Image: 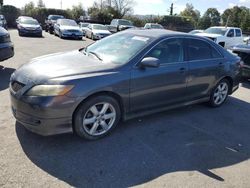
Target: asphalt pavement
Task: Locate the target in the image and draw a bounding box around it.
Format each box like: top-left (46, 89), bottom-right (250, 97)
top-left (1, 30), bottom-right (250, 188)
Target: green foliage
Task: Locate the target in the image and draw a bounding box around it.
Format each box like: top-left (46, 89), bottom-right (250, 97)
top-left (203, 8), bottom-right (220, 26)
top-left (1, 5), bottom-right (21, 27)
top-left (180, 3), bottom-right (200, 27)
top-left (222, 6), bottom-right (246, 27)
top-left (69, 3), bottom-right (85, 20)
top-left (160, 16), bottom-right (194, 32)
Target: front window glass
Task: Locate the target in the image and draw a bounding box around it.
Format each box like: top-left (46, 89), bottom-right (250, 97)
top-left (85, 33), bottom-right (153, 64)
top-left (60, 19), bottom-right (77, 26)
top-left (21, 19), bottom-right (39, 25)
top-left (204, 27), bottom-right (227, 35)
top-left (49, 15), bottom-right (64, 20)
top-left (146, 38), bottom-right (184, 64)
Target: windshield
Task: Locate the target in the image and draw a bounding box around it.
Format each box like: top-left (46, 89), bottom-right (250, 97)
top-left (21, 19), bottom-right (39, 25)
top-left (119, 20), bottom-right (132, 26)
top-left (81, 23), bottom-right (89, 27)
top-left (204, 27), bottom-right (228, 35)
top-left (60, 19), bottom-right (77, 26)
top-left (49, 15), bottom-right (64, 20)
top-left (93, 25), bottom-right (107, 30)
top-left (85, 33), bottom-right (153, 65)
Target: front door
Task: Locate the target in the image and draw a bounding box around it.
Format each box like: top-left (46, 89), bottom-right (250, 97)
top-left (130, 38), bottom-right (188, 113)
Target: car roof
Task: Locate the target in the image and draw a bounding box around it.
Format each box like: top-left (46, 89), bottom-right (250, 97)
top-left (124, 28), bottom-right (192, 38)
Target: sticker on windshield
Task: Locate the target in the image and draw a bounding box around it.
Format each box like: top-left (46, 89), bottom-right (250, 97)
top-left (132, 36), bottom-right (149, 42)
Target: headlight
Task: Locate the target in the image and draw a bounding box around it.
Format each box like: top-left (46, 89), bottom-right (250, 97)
top-left (26, 85), bottom-right (74, 96)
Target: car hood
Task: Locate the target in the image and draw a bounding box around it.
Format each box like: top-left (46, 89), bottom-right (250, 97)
top-left (195, 33), bottom-right (222, 38)
top-left (12, 50), bottom-right (117, 84)
top-left (20, 24), bottom-right (40, 29)
top-left (93, 30), bottom-right (111, 34)
top-left (60, 25), bottom-right (81, 31)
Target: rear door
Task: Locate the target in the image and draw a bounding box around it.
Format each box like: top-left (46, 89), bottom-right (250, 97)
top-left (185, 38), bottom-right (225, 101)
top-left (130, 38), bottom-right (188, 112)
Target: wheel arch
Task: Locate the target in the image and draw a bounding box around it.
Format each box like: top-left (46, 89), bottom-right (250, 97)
top-left (72, 91), bottom-right (125, 129)
top-left (217, 76), bottom-right (234, 94)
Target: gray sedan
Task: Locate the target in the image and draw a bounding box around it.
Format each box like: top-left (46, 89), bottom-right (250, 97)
top-left (10, 29), bottom-right (241, 140)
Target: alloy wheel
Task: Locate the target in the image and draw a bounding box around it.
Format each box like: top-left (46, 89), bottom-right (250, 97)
top-left (82, 102), bottom-right (116, 136)
top-left (213, 82), bottom-right (229, 105)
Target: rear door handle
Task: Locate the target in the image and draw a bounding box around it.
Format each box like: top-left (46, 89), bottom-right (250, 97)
top-left (218, 62), bottom-right (224, 67)
top-left (179, 67), bottom-right (186, 73)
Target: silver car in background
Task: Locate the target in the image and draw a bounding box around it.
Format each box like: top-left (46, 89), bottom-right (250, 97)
top-left (54, 19), bottom-right (83, 40)
top-left (85, 24), bottom-right (112, 40)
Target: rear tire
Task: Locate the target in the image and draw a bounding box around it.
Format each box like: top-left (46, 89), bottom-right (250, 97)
top-left (74, 95), bottom-right (121, 140)
top-left (209, 79), bottom-right (230, 107)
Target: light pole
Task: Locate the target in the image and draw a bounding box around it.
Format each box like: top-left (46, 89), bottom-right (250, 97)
top-left (60, 0), bottom-right (62, 9)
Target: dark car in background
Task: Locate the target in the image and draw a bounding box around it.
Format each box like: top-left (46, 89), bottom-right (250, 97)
top-left (231, 44), bottom-right (250, 79)
top-left (109, 19), bottom-right (134, 33)
top-left (0, 27), bottom-right (14, 61)
top-left (17, 18), bottom-right (42, 37)
top-left (0, 15), bottom-right (8, 29)
top-left (10, 29), bottom-right (240, 140)
top-left (45, 15), bottom-right (64, 34)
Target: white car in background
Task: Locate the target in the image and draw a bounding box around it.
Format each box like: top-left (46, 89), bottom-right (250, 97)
top-left (79, 22), bottom-right (89, 36)
top-left (54, 19), bottom-right (83, 39)
top-left (85, 24), bottom-right (111, 40)
top-left (195, 26), bottom-right (245, 49)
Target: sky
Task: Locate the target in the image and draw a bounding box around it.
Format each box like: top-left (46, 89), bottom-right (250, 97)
top-left (3, 0), bottom-right (250, 15)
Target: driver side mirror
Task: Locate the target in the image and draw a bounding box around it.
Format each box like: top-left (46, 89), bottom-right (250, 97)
top-left (139, 57), bottom-right (160, 68)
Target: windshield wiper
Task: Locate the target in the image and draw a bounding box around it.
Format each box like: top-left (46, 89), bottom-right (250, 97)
top-left (88, 51), bottom-right (103, 61)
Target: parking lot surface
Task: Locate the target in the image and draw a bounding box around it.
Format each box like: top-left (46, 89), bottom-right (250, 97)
top-left (1, 30), bottom-right (250, 188)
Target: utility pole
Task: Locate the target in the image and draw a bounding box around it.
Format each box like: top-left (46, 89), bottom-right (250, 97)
top-left (60, 0), bottom-right (62, 9)
top-left (170, 3), bottom-right (173, 16)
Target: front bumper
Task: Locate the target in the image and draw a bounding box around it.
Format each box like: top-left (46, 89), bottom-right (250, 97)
top-left (61, 32), bottom-right (83, 39)
top-left (19, 29), bottom-right (42, 36)
top-left (10, 91), bottom-right (75, 136)
top-left (0, 42), bottom-right (14, 61)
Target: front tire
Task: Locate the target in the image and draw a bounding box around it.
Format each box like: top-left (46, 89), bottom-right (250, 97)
top-left (74, 95), bottom-right (121, 140)
top-left (209, 79), bottom-right (230, 107)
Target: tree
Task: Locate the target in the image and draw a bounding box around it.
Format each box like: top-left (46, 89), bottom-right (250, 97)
top-left (111, 0), bottom-right (134, 17)
top-left (23, 1), bottom-right (35, 15)
top-left (1, 5), bottom-right (21, 27)
top-left (221, 6), bottom-right (244, 27)
top-left (0, 0), bottom-right (3, 7)
top-left (203, 8), bottom-right (220, 26)
top-left (37, 0), bottom-right (45, 8)
top-left (180, 3), bottom-right (200, 27)
top-left (69, 3), bottom-right (85, 20)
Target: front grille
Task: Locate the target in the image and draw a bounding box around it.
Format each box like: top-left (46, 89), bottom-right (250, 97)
top-left (11, 81), bottom-right (25, 93)
top-left (0, 34), bottom-right (10, 43)
top-left (68, 30), bottom-right (79, 33)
